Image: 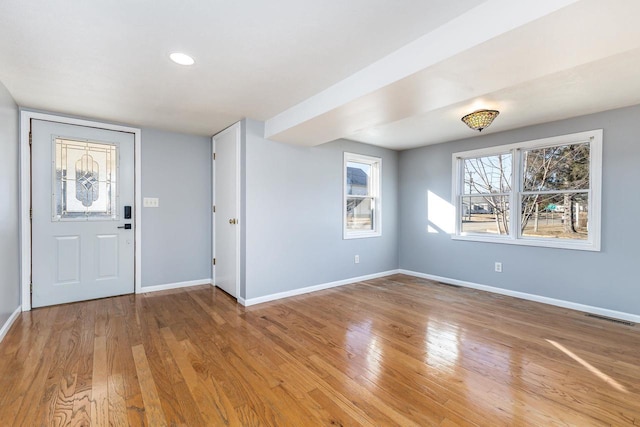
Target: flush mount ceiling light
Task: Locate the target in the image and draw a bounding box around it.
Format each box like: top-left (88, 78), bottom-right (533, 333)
top-left (461, 109), bottom-right (500, 132)
top-left (169, 52), bottom-right (195, 66)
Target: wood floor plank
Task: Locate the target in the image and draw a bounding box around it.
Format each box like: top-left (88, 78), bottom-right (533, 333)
top-left (107, 373), bottom-right (128, 427)
top-left (1, 275), bottom-right (639, 426)
top-left (131, 344), bottom-right (167, 427)
top-left (71, 300), bottom-right (97, 427)
top-left (91, 336), bottom-right (109, 427)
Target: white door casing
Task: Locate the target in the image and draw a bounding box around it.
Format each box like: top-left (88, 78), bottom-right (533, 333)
top-left (212, 123), bottom-right (241, 298)
top-left (31, 119), bottom-right (135, 307)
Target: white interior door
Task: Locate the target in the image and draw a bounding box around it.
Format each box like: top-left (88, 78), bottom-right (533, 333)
top-left (213, 123), bottom-right (240, 298)
top-left (31, 119), bottom-right (135, 307)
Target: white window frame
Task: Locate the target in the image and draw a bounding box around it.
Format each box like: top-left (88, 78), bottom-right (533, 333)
top-left (344, 152), bottom-right (382, 239)
top-left (452, 129), bottom-right (602, 251)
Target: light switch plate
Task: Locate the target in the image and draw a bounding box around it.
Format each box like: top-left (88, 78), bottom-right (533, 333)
top-left (143, 197), bottom-right (159, 208)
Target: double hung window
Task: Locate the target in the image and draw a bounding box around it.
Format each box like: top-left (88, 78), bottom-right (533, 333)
top-left (453, 130), bottom-right (602, 251)
top-left (344, 152), bottom-right (381, 239)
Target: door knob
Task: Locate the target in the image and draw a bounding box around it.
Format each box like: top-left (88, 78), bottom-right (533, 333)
top-left (229, 218), bottom-right (237, 224)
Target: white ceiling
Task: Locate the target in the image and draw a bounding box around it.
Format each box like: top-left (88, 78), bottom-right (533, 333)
top-left (1, 0), bottom-right (639, 150)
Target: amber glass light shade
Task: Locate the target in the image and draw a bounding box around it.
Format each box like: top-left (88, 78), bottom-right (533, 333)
top-left (461, 109), bottom-right (499, 132)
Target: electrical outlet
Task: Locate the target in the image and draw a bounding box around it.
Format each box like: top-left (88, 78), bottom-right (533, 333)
top-left (354, 255), bottom-right (360, 264)
top-left (495, 262), bottom-right (502, 273)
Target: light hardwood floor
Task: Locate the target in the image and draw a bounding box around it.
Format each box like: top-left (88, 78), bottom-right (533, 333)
top-left (1, 274), bottom-right (639, 426)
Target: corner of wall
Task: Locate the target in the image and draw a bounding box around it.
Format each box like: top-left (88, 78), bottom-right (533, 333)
top-left (0, 307), bottom-right (22, 343)
top-left (0, 79), bottom-right (21, 322)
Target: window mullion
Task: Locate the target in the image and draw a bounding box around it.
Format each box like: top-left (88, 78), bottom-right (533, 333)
top-left (457, 157), bottom-right (464, 236)
top-left (453, 157), bottom-right (459, 236)
top-left (509, 148), bottom-right (522, 240)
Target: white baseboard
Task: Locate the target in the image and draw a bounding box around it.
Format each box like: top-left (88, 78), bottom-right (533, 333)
top-left (240, 270), bottom-right (400, 307)
top-left (138, 278), bottom-right (212, 294)
top-left (0, 307), bottom-right (21, 343)
top-left (399, 269), bottom-right (640, 324)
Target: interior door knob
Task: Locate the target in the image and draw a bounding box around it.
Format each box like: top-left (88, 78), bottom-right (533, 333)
top-left (229, 218), bottom-right (237, 224)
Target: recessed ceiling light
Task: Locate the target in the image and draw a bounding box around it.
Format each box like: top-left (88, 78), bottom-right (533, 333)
top-left (169, 52), bottom-right (195, 66)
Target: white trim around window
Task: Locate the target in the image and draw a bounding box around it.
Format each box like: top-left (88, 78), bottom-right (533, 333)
top-left (344, 152), bottom-right (382, 239)
top-left (452, 129), bottom-right (602, 251)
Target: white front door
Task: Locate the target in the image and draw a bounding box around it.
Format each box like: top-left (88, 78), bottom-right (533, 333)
top-left (213, 123), bottom-right (240, 298)
top-left (31, 119), bottom-right (135, 307)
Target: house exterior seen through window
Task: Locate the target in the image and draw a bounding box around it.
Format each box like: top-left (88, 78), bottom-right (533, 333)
top-left (452, 130), bottom-right (602, 251)
top-left (344, 152), bottom-right (381, 239)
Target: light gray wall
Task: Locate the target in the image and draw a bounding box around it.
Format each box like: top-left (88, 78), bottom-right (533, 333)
top-left (243, 119), bottom-right (398, 300)
top-left (0, 80), bottom-right (19, 327)
top-left (399, 104), bottom-right (640, 315)
top-left (141, 128), bottom-right (212, 287)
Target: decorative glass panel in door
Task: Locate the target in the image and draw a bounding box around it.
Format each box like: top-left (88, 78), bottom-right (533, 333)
top-left (53, 138), bottom-right (118, 220)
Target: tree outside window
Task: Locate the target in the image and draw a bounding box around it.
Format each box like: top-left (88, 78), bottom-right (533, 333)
top-left (453, 130), bottom-right (602, 251)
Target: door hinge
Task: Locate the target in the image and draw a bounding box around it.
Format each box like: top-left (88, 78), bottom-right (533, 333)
top-left (213, 152), bottom-right (216, 160)
top-left (29, 131), bottom-right (32, 146)
top-left (30, 281), bottom-right (33, 293)
top-left (29, 208), bottom-right (33, 220)
top-left (212, 258), bottom-right (216, 266)
top-left (212, 205), bottom-right (216, 213)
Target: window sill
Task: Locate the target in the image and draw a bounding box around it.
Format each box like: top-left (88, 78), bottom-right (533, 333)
top-left (344, 231), bottom-right (382, 240)
top-left (451, 234), bottom-right (600, 252)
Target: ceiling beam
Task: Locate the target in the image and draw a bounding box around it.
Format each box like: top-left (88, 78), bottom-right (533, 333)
top-left (264, 0), bottom-right (580, 146)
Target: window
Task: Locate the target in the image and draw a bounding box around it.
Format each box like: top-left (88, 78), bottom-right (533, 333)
top-left (53, 138), bottom-right (118, 221)
top-left (344, 152), bottom-right (381, 239)
top-left (452, 130), bottom-right (602, 251)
